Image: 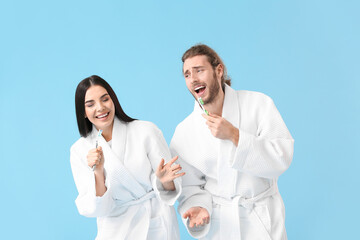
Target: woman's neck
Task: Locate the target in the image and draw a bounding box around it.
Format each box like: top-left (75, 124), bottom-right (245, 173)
top-left (95, 122), bottom-right (113, 142)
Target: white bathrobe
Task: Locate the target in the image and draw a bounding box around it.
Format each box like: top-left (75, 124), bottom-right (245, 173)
top-left (70, 118), bottom-right (181, 240)
top-left (170, 85), bottom-right (294, 240)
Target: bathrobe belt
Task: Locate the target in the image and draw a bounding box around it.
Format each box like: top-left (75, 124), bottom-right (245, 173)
top-left (114, 190), bottom-right (156, 208)
top-left (109, 191), bottom-right (157, 240)
top-left (212, 185), bottom-right (277, 240)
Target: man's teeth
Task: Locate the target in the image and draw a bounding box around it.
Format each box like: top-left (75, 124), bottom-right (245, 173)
top-left (97, 113), bottom-right (109, 118)
top-left (195, 86), bottom-right (205, 93)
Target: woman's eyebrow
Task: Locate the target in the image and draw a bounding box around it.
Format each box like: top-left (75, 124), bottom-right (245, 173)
top-left (100, 93), bottom-right (109, 98)
top-left (85, 93), bottom-right (109, 104)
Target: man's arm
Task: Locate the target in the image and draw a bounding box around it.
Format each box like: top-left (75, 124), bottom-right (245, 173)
top-left (202, 96), bottom-right (294, 179)
top-left (170, 145), bottom-right (212, 239)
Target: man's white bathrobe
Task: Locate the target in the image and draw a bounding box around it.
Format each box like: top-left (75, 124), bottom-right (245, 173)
top-left (70, 118), bottom-right (181, 240)
top-left (170, 85), bottom-right (294, 240)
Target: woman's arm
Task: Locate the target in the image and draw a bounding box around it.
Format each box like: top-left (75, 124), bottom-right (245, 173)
top-left (70, 145), bottom-right (114, 217)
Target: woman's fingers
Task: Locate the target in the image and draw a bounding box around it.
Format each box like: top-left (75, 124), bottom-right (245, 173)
top-left (157, 158), bottom-right (165, 173)
top-left (173, 172), bottom-right (185, 179)
top-left (168, 156), bottom-right (178, 166)
top-left (170, 164), bottom-right (181, 171)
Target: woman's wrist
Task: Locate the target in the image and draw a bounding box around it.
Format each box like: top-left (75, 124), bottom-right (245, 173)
top-left (161, 181), bottom-right (175, 191)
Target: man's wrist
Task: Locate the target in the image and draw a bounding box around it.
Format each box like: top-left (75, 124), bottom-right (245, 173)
top-left (232, 127), bottom-right (239, 146)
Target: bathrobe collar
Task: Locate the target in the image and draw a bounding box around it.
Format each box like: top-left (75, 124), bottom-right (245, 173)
top-left (88, 118), bottom-right (146, 197)
top-left (89, 117), bottom-right (127, 161)
top-left (193, 84), bottom-right (240, 198)
top-left (193, 84), bottom-right (239, 126)
top-left (222, 84), bottom-right (240, 128)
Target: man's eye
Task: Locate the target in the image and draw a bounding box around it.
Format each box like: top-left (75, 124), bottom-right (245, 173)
top-left (185, 74), bottom-right (189, 78)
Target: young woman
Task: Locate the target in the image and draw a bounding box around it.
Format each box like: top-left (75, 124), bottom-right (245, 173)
top-left (70, 75), bottom-right (183, 240)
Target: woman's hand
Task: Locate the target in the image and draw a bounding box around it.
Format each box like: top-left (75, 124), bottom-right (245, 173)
top-left (87, 146), bottom-right (104, 170)
top-left (87, 146), bottom-right (106, 196)
top-left (156, 156), bottom-right (185, 191)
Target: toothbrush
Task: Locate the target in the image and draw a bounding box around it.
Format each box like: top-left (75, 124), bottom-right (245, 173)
top-left (197, 97), bottom-right (209, 115)
top-left (92, 129), bottom-right (103, 171)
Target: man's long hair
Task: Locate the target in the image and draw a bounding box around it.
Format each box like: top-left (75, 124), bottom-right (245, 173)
top-left (182, 44), bottom-right (231, 88)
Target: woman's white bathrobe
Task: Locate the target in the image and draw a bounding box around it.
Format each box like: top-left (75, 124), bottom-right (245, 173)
top-left (70, 118), bottom-right (181, 240)
top-left (170, 85), bottom-right (294, 240)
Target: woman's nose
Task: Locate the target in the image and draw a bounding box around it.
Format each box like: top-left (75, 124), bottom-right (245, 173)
top-left (96, 102), bottom-right (105, 111)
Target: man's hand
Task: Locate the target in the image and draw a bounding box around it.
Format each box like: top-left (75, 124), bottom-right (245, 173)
top-left (183, 207), bottom-right (210, 228)
top-left (156, 156), bottom-right (185, 191)
top-left (202, 113), bottom-right (239, 146)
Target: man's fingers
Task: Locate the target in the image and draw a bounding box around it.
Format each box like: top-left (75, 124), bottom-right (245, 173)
top-left (203, 112), bottom-right (220, 120)
top-left (183, 211), bottom-right (190, 219)
top-left (208, 112), bottom-right (220, 118)
top-left (206, 120), bottom-right (216, 128)
top-left (202, 113), bottom-right (215, 122)
top-left (189, 221), bottom-right (195, 228)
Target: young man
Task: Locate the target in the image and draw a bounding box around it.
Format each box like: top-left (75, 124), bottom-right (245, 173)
top-left (170, 44), bottom-right (294, 239)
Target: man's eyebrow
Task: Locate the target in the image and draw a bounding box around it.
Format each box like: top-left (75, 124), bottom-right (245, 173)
top-left (85, 93), bottom-right (109, 104)
top-left (184, 69), bottom-right (190, 75)
top-left (184, 66), bottom-right (204, 74)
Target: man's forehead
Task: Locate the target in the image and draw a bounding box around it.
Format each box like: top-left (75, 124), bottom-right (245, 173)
top-left (183, 55), bottom-right (210, 71)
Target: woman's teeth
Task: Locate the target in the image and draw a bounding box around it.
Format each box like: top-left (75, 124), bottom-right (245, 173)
top-left (96, 113), bottom-right (109, 118)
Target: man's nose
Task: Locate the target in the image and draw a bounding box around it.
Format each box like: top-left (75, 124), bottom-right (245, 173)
top-left (190, 71), bottom-right (198, 82)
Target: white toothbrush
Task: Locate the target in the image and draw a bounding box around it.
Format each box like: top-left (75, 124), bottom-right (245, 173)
top-left (92, 129), bottom-right (103, 171)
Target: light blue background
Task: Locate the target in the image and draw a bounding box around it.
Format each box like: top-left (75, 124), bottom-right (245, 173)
top-left (1, 0), bottom-right (359, 239)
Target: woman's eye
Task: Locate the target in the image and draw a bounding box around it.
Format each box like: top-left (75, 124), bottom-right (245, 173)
top-left (103, 98), bottom-right (109, 102)
top-left (85, 104), bottom-right (94, 108)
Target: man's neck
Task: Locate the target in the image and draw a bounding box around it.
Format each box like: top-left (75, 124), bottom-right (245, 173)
top-left (204, 90), bottom-right (225, 116)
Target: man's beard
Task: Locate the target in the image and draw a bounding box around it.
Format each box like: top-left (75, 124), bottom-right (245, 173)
top-left (202, 72), bottom-right (220, 105)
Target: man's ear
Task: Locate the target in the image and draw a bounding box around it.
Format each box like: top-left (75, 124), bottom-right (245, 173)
top-left (216, 64), bottom-right (224, 79)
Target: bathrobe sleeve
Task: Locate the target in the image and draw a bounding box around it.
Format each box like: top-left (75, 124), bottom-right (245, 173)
top-left (170, 132), bottom-right (213, 238)
top-left (70, 144), bottom-right (115, 217)
top-left (146, 123), bottom-right (182, 206)
top-left (231, 94), bottom-right (294, 179)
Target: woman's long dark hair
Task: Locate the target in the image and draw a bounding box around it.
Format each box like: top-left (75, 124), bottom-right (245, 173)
top-left (75, 75), bottom-right (135, 137)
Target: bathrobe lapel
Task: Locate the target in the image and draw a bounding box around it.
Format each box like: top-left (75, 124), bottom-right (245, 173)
top-left (190, 85), bottom-right (239, 197)
top-left (217, 85), bottom-right (239, 197)
top-left (89, 118), bottom-right (147, 198)
top-left (88, 118), bottom-right (153, 240)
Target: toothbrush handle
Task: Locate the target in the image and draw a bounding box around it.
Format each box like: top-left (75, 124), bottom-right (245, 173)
top-left (92, 141), bottom-right (98, 171)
